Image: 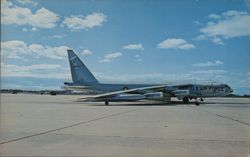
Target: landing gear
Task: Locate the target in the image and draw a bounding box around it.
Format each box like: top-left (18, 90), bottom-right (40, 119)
top-left (195, 101), bottom-right (200, 106)
top-left (183, 97), bottom-right (189, 103)
top-left (183, 97), bottom-right (200, 106)
top-left (200, 98), bottom-right (204, 101)
top-left (105, 101), bottom-right (109, 105)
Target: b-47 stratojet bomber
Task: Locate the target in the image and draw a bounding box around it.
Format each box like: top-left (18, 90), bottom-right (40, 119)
top-left (63, 50), bottom-right (233, 105)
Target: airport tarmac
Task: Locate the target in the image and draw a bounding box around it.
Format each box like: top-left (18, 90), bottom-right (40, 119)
top-left (0, 94), bottom-right (249, 157)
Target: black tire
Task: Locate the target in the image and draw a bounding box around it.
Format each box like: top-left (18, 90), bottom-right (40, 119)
top-left (195, 101), bottom-right (200, 106)
top-left (105, 101), bottom-right (109, 105)
top-left (183, 97), bottom-right (189, 103)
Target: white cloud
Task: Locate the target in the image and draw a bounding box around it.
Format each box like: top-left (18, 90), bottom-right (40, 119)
top-left (2, 63), bottom-right (62, 71)
top-left (194, 34), bottom-right (205, 40)
top-left (22, 28), bottom-right (28, 32)
top-left (192, 60), bottom-right (224, 67)
top-left (93, 69), bottom-right (229, 84)
top-left (208, 14), bottom-right (221, 19)
top-left (222, 10), bottom-right (247, 17)
top-left (49, 34), bottom-right (66, 39)
top-left (29, 44), bottom-right (70, 59)
top-left (62, 12), bottom-right (107, 30)
top-left (135, 54), bottom-right (142, 62)
top-left (136, 58), bottom-right (142, 62)
top-left (31, 27), bottom-right (37, 31)
top-left (16, 0), bottom-right (38, 6)
top-left (1, 40), bottom-right (70, 60)
top-left (135, 54), bottom-right (140, 58)
top-left (122, 44), bottom-right (144, 50)
top-left (1, 1), bottom-right (59, 28)
top-left (210, 37), bottom-right (224, 45)
top-left (1, 40), bottom-right (30, 59)
top-left (194, 21), bottom-right (202, 26)
top-left (190, 69), bottom-right (227, 75)
top-left (1, 63), bottom-right (70, 79)
top-left (197, 10), bottom-right (250, 44)
top-left (99, 52), bottom-right (122, 63)
top-left (81, 49), bottom-right (93, 55)
top-left (157, 38), bottom-right (195, 50)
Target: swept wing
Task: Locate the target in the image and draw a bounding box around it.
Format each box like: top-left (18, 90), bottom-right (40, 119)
top-left (78, 85), bottom-right (168, 102)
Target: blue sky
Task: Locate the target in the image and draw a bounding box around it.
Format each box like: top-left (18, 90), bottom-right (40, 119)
top-left (1, 0), bottom-right (250, 94)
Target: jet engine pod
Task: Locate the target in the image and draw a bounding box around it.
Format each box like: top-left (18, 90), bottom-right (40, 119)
top-left (173, 89), bottom-right (189, 100)
top-left (111, 94), bottom-right (146, 101)
top-left (144, 92), bottom-right (163, 100)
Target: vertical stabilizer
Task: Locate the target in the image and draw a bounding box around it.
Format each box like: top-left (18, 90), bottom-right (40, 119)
top-left (67, 50), bottom-right (99, 85)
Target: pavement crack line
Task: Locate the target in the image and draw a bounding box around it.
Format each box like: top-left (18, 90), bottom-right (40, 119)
top-left (0, 108), bottom-right (141, 145)
top-left (188, 106), bottom-right (250, 126)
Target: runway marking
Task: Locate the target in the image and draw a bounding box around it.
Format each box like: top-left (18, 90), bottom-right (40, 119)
top-left (189, 106), bottom-right (250, 126)
top-left (0, 108), bottom-right (140, 145)
top-left (58, 134), bottom-right (249, 143)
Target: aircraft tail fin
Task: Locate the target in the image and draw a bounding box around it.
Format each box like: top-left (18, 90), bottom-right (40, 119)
top-left (67, 49), bottom-right (99, 85)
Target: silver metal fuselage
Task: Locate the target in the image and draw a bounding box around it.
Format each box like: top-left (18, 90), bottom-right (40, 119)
top-left (64, 82), bottom-right (233, 98)
top-left (64, 49), bottom-right (233, 102)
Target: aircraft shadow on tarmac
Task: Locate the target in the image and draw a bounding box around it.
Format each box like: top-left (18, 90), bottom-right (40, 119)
top-left (75, 100), bottom-right (250, 106)
top-left (76, 101), bottom-right (216, 106)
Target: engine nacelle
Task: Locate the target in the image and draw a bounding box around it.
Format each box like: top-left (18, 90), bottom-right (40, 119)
top-left (111, 94), bottom-right (146, 101)
top-left (144, 92), bottom-right (163, 100)
top-left (172, 90), bottom-right (189, 100)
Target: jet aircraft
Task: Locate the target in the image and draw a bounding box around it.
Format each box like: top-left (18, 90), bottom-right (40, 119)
top-left (63, 50), bottom-right (233, 105)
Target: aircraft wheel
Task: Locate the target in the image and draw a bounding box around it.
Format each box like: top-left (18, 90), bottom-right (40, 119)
top-left (195, 101), bottom-right (200, 106)
top-left (200, 98), bottom-right (204, 101)
top-left (183, 97), bottom-right (189, 103)
top-left (105, 101), bottom-right (109, 105)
